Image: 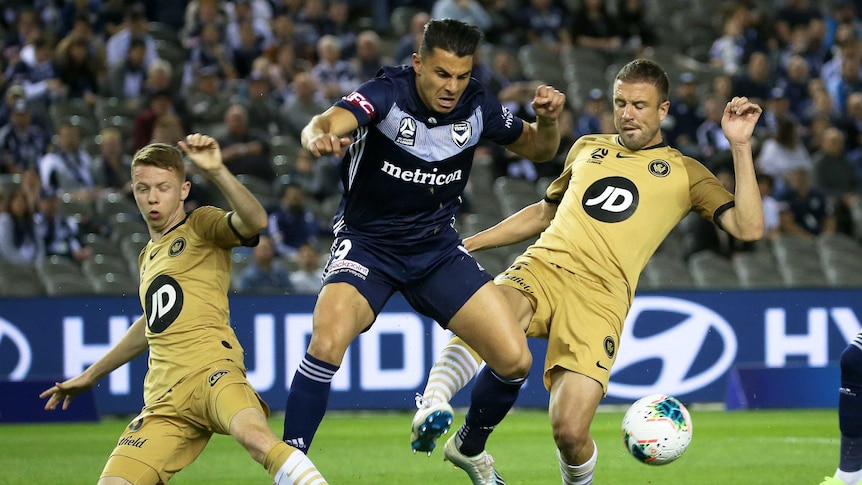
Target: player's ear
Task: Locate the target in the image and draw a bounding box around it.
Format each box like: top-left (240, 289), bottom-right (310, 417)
top-left (412, 53), bottom-right (422, 75)
top-left (180, 180), bottom-right (191, 201)
top-left (658, 100), bottom-right (670, 120)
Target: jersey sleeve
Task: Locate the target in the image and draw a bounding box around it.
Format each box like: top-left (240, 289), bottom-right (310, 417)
top-left (334, 76), bottom-right (395, 127)
top-left (478, 87), bottom-right (525, 146)
top-left (683, 157), bottom-right (734, 225)
top-left (188, 206), bottom-right (256, 249)
top-left (545, 137), bottom-right (586, 202)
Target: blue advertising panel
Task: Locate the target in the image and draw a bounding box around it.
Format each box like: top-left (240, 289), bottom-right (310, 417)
top-left (0, 289), bottom-right (858, 415)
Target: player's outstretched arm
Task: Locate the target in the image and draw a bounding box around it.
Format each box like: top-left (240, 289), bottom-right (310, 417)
top-left (40, 316), bottom-right (148, 411)
top-left (464, 199), bottom-right (558, 252)
top-left (506, 84), bottom-right (566, 162)
top-left (178, 133), bottom-right (268, 238)
top-left (718, 96), bottom-right (764, 241)
top-left (301, 106), bottom-right (356, 158)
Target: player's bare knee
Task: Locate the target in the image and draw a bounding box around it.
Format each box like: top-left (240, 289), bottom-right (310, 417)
top-left (551, 420), bottom-right (591, 457)
top-left (492, 346), bottom-right (532, 379)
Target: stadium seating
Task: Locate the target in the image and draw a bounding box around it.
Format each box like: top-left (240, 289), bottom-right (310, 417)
top-left (731, 250), bottom-right (784, 289)
top-left (817, 233), bottom-right (862, 287)
top-left (44, 274), bottom-right (94, 296)
top-left (770, 234), bottom-right (830, 288)
top-left (687, 250), bottom-right (740, 289)
top-left (640, 253), bottom-right (696, 290)
top-left (96, 192), bottom-right (139, 218)
top-left (493, 176), bottom-right (539, 217)
top-left (0, 261), bottom-right (44, 296)
top-left (90, 272), bottom-right (139, 296)
top-left (518, 45), bottom-right (567, 89)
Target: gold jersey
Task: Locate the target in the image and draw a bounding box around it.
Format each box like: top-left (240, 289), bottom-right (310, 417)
top-left (530, 134), bottom-right (733, 299)
top-left (137, 206), bottom-right (252, 404)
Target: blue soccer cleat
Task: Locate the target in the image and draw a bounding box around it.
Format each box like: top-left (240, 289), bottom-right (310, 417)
top-left (411, 394), bottom-right (454, 456)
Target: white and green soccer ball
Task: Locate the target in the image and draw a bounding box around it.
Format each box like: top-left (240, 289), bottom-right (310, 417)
top-left (621, 393), bottom-right (693, 465)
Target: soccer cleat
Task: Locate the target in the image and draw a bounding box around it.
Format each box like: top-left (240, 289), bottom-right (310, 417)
top-left (819, 477), bottom-right (848, 485)
top-left (411, 394), bottom-right (454, 455)
top-left (443, 434), bottom-right (506, 485)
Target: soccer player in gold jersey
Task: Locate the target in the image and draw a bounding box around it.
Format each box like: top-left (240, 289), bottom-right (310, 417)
top-left (40, 134), bottom-right (327, 485)
top-left (412, 59), bottom-right (764, 484)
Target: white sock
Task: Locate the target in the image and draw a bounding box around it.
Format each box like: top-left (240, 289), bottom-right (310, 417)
top-left (559, 440), bottom-right (597, 485)
top-left (274, 450), bottom-right (328, 485)
top-left (836, 468), bottom-right (862, 485)
top-left (422, 340), bottom-right (482, 406)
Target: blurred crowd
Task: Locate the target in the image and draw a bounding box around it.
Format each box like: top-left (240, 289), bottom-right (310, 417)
top-left (2, 0), bottom-right (862, 295)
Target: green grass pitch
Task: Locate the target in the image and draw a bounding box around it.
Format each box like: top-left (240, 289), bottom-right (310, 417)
top-left (0, 407), bottom-right (840, 484)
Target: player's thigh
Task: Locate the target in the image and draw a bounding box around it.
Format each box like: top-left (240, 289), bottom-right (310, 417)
top-left (101, 408), bottom-right (209, 484)
top-left (402, 243), bottom-right (494, 326)
top-left (529, 266), bottom-right (628, 394)
top-left (446, 281), bottom-right (530, 375)
top-left (200, 361), bottom-right (271, 437)
top-left (314, 236), bottom-right (396, 352)
top-left (309, 283), bottom-right (377, 361)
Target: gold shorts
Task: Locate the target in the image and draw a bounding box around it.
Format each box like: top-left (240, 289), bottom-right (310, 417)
top-left (101, 360), bottom-right (269, 484)
top-left (495, 254), bottom-right (630, 394)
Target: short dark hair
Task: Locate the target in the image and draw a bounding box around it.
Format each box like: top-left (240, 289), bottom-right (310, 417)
top-left (419, 18), bottom-right (482, 58)
top-left (615, 59), bottom-right (670, 103)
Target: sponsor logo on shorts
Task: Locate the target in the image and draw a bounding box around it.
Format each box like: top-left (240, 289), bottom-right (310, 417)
top-left (604, 335), bottom-right (616, 358)
top-left (327, 259), bottom-right (369, 279)
top-left (118, 435), bottom-right (149, 448)
top-left (128, 416), bottom-right (144, 431)
top-left (209, 370), bottom-right (229, 386)
top-left (496, 272), bottom-right (532, 293)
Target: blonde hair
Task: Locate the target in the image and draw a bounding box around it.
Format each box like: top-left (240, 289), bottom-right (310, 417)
top-left (131, 143), bottom-right (185, 180)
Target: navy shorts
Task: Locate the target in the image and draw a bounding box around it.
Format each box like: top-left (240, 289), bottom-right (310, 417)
top-left (322, 234), bottom-right (492, 326)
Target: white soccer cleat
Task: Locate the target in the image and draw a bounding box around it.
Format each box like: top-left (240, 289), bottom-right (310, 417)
top-left (443, 434), bottom-right (506, 485)
top-left (411, 394), bottom-right (454, 456)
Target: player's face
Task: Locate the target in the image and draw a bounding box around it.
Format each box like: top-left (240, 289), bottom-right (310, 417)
top-left (613, 80), bottom-right (669, 150)
top-left (413, 48), bottom-right (473, 114)
top-left (132, 164), bottom-right (190, 237)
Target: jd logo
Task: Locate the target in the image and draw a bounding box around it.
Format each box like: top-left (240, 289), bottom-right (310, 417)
top-left (582, 176), bottom-right (639, 222)
top-left (144, 274), bottom-right (184, 333)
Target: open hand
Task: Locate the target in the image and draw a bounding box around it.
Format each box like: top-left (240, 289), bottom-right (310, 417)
top-left (39, 374), bottom-right (96, 411)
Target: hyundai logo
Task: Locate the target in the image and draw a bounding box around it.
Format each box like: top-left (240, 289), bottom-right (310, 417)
top-left (0, 317), bottom-right (32, 380)
top-left (609, 296), bottom-right (738, 399)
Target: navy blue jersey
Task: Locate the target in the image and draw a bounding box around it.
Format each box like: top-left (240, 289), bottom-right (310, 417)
top-left (332, 66), bottom-right (525, 245)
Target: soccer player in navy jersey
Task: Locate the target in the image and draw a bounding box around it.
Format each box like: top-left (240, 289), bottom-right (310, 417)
top-left (281, 18), bottom-right (565, 484)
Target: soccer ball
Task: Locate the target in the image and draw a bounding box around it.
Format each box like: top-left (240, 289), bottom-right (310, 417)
top-left (621, 393), bottom-right (692, 465)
